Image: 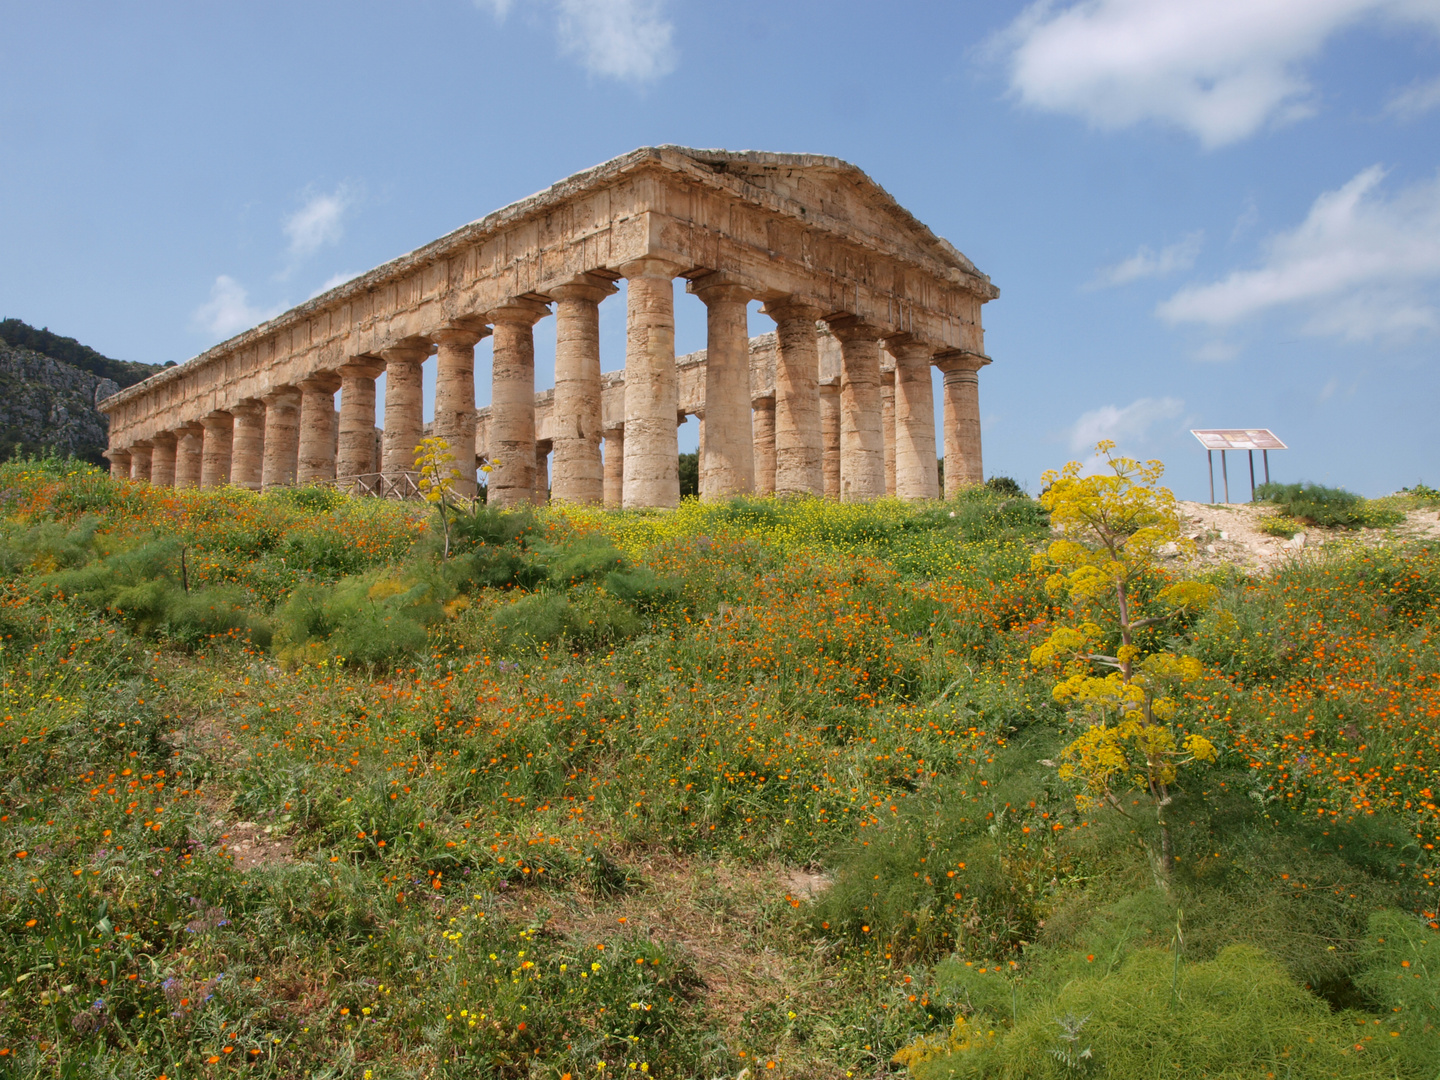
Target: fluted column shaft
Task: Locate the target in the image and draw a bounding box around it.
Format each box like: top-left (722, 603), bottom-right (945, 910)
top-left (199, 413), bottom-right (233, 488)
top-left (297, 374), bottom-right (340, 483)
top-left (828, 320), bottom-right (885, 502)
top-left (434, 329), bottom-right (487, 496)
top-left (751, 397), bottom-right (775, 495)
top-left (819, 380), bottom-right (840, 500)
top-left (175, 424), bottom-right (204, 489)
top-left (230, 402), bottom-right (265, 490)
top-left (150, 433), bottom-right (176, 488)
top-left (602, 429), bottom-right (625, 508)
top-left (261, 387), bottom-right (301, 488)
top-left (691, 279), bottom-right (755, 500)
top-left (936, 354), bottom-right (987, 495)
top-left (380, 345), bottom-right (427, 481)
top-left (881, 369), bottom-right (897, 497)
top-left (107, 450), bottom-right (131, 479)
top-left (892, 342), bottom-right (940, 500)
top-left (762, 299), bottom-right (824, 496)
top-left (620, 259), bottom-right (681, 509)
top-left (337, 362), bottom-right (382, 482)
top-left (488, 301), bottom-right (550, 508)
top-left (128, 443), bottom-right (152, 482)
top-left (551, 278), bottom-right (615, 504)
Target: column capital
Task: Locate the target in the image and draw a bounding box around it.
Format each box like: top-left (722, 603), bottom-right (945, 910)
top-left (298, 371), bottom-right (343, 393)
top-left (262, 384), bottom-right (301, 406)
top-left (933, 349), bottom-right (992, 374)
top-left (434, 326), bottom-right (489, 348)
top-left (883, 335), bottom-right (936, 363)
top-left (200, 410), bottom-right (234, 430)
top-left (230, 398), bottom-right (265, 418)
top-left (128, 438), bottom-right (153, 451)
top-left (378, 342), bottom-right (431, 366)
top-left (880, 368), bottom-right (896, 387)
top-left (549, 273), bottom-right (618, 304)
top-left (760, 296), bottom-right (824, 324)
top-left (823, 314), bottom-right (881, 343)
top-left (337, 358), bottom-right (385, 379)
top-left (751, 392), bottom-right (775, 407)
top-left (687, 271), bottom-right (760, 305)
top-left (174, 421), bottom-right (204, 438)
top-left (616, 257), bottom-right (683, 281)
top-left (150, 430), bottom-right (177, 447)
top-left (486, 297), bottom-right (551, 327)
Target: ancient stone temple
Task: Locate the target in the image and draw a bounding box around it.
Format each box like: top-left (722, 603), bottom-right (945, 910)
top-left (100, 147), bottom-right (998, 507)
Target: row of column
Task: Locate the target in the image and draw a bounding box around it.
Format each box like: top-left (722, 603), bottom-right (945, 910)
top-left (109, 266), bottom-right (985, 505)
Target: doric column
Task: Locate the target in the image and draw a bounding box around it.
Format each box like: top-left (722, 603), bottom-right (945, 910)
top-left (297, 373), bottom-right (341, 483)
top-left (174, 423), bottom-right (204, 489)
top-left (260, 387), bottom-right (301, 488)
top-left (690, 276), bottom-right (755, 500)
top-left (535, 442), bottom-right (551, 503)
top-left (150, 432), bottom-right (177, 488)
top-left (890, 341), bottom-right (940, 500)
top-left (550, 276), bottom-right (616, 505)
top-left (602, 428), bottom-right (624, 508)
top-left (819, 378), bottom-right (841, 500)
top-left (488, 299), bottom-right (551, 508)
top-left (620, 259), bottom-right (682, 509)
top-left (106, 448), bottom-right (131, 479)
top-left (336, 360), bottom-right (383, 482)
top-left (881, 368), bottom-right (897, 497)
top-left (434, 327), bottom-right (488, 497)
top-left (935, 352), bottom-right (989, 495)
top-left (199, 412), bottom-right (234, 488)
top-left (128, 442), bottom-right (152, 482)
top-left (826, 318), bottom-right (885, 502)
top-left (229, 401), bottom-right (265, 490)
top-left (760, 298), bottom-right (824, 497)
top-left (380, 343), bottom-right (429, 481)
top-left (751, 395), bottom-right (776, 495)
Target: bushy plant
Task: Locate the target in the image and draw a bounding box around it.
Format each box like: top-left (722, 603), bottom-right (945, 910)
top-left (1256, 481), bottom-right (1403, 529)
top-left (273, 570), bottom-right (441, 668)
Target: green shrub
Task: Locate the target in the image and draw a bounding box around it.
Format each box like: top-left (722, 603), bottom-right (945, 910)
top-left (273, 571), bottom-right (440, 668)
top-left (487, 587), bottom-right (641, 654)
top-left (1257, 513), bottom-right (1304, 538)
top-left (984, 476), bottom-right (1026, 498)
top-left (1255, 481), bottom-right (1403, 529)
top-left (272, 483), bottom-right (348, 512)
top-left (1354, 910), bottom-right (1440, 1075)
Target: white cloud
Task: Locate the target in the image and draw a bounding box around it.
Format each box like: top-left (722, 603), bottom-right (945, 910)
top-left (1192, 340), bottom-right (1240, 363)
top-left (283, 185), bottom-right (353, 261)
top-left (309, 271), bottom-right (363, 300)
top-left (555, 0), bottom-right (676, 83)
top-left (1068, 396), bottom-right (1184, 453)
top-left (999, 0), bottom-right (1440, 147)
top-left (1158, 165), bottom-right (1440, 341)
top-left (475, 0), bottom-right (514, 20)
top-left (1386, 74), bottom-right (1440, 120)
top-left (192, 276), bottom-right (281, 340)
top-left (1091, 231), bottom-right (1202, 287)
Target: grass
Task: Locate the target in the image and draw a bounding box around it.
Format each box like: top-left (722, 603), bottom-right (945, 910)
top-left (0, 456), bottom-right (1435, 1078)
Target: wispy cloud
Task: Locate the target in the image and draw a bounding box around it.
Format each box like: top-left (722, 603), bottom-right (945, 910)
top-left (474, 0), bottom-right (514, 20)
top-left (1068, 396), bottom-right (1184, 453)
top-left (1192, 340), bottom-right (1241, 363)
top-left (284, 184), bottom-right (354, 262)
top-left (1158, 165), bottom-right (1440, 341)
top-left (192, 276), bottom-right (282, 341)
top-left (1386, 74), bottom-right (1440, 120)
top-left (1090, 232), bottom-right (1203, 288)
top-left (996, 0), bottom-right (1440, 147)
top-left (555, 0), bottom-right (676, 83)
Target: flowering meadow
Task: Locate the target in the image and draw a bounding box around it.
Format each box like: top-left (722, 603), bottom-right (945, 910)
top-left (0, 456), bottom-right (1436, 1079)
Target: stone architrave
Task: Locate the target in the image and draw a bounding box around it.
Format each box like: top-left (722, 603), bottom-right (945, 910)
top-left (261, 387), bottom-right (301, 488)
top-left (199, 412), bottom-right (234, 488)
top-left (380, 343), bottom-right (429, 482)
top-left (761, 298), bottom-right (824, 497)
top-left (149, 432), bottom-right (177, 488)
top-left (602, 429), bottom-right (624, 508)
top-left (487, 299), bottom-right (551, 508)
top-left (434, 327), bottom-right (489, 497)
top-left (107, 449), bottom-right (131, 479)
top-left (550, 276), bottom-right (616, 505)
top-left (819, 378), bottom-right (841, 500)
top-left (620, 259), bottom-right (682, 509)
top-left (229, 401), bottom-right (266, 490)
top-left (751, 395), bottom-right (776, 495)
top-left (336, 360), bottom-right (383, 483)
top-left (690, 276), bottom-right (756, 500)
top-left (935, 352), bottom-right (989, 495)
top-left (128, 442), bottom-right (153, 482)
top-left (880, 368), bottom-right (896, 497)
top-left (826, 318), bottom-right (885, 502)
top-left (175, 424), bottom-right (204, 489)
top-left (297, 374), bottom-right (341, 483)
top-left (889, 340), bottom-right (940, 500)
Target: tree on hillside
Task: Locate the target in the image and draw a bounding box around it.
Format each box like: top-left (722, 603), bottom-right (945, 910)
top-left (1030, 440), bottom-right (1219, 881)
top-left (0, 318), bottom-right (168, 387)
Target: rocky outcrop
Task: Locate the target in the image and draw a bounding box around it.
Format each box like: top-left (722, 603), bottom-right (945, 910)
top-left (0, 342), bottom-right (130, 464)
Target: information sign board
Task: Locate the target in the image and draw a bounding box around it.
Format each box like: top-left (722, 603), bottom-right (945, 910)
top-left (1190, 429), bottom-right (1288, 451)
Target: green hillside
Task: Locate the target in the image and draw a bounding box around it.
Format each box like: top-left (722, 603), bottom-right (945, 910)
top-left (0, 319), bottom-right (167, 389)
top-left (0, 459), bottom-right (1436, 1079)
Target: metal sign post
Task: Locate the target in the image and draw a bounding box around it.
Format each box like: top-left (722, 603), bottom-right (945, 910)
top-left (1191, 430), bottom-right (1287, 504)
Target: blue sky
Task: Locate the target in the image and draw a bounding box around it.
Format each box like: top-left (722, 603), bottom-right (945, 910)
top-left (2, 0), bottom-right (1438, 498)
